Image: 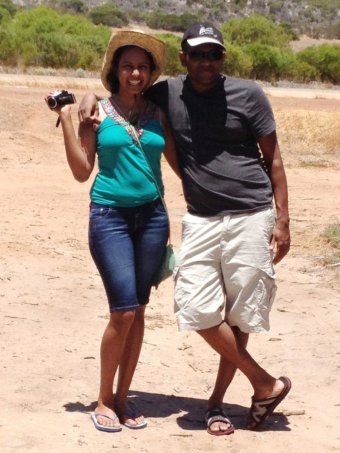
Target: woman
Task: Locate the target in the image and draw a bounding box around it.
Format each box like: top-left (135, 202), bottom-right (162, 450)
top-left (47, 31), bottom-right (179, 432)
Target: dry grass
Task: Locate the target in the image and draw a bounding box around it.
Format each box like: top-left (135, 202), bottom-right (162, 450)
top-left (274, 108), bottom-right (340, 168)
top-left (290, 35), bottom-right (340, 52)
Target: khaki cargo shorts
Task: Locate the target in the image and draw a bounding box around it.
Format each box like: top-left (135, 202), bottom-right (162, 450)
top-left (174, 208), bottom-right (277, 333)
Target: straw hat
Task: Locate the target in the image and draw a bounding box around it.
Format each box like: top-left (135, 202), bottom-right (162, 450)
top-left (101, 30), bottom-right (167, 92)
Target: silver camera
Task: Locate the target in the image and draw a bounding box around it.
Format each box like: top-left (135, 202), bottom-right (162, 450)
top-left (46, 90), bottom-right (76, 109)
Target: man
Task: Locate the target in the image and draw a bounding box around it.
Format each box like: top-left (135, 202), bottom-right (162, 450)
top-left (78, 23), bottom-right (291, 436)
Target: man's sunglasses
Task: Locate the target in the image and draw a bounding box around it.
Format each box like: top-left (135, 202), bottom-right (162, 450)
top-left (187, 48), bottom-right (224, 62)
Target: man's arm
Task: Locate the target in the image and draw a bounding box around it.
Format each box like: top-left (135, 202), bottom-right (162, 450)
top-left (78, 93), bottom-right (102, 126)
top-left (258, 131), bottom-right (290, 264)
top-left (160, 111), bottom-right (181, 179)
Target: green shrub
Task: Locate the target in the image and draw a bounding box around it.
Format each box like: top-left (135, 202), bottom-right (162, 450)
top-left (145, 11), bottom-right (199, 32)
top-left (125, 9), bottom-right (144, 23)
top-left (297, 44), bottom-right (340, 83)
top-left (280, 22), bottom-right (299, 41)
top-left (269, 1), bottom-right (285, 14)
top-left (0, 0), bottom-right (16, 16)
top-left (221, 15), bottom-right (292, 49)
top-left (286, 59), bottom-right (319, 83)
top-left (223, 44), bottom-right (252, 78)
top-left (47, 0), bottom-right (88, 14)
top-left (4, 6), bottom-right (110, 69)
top-left (0, 27), bottom-right (17, 64)
top-left (1, 5), bottom-right (339, 85)
top-left (156, 33), bottom-right (183, 76)
top-left (243, 43), bottom-right (287, 81)
top-left (323, 224), bottom-right (340, 249)
top-left (0, 5), bottom-right (11, 24)
top-left (88, 3), bottom-right (128, 27)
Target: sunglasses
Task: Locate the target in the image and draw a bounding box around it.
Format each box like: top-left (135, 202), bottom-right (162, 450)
top-left (187, 49), bottom-right (224, 62)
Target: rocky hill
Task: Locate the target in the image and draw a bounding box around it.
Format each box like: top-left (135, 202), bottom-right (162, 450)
top-left (11, 0), bottom-right (340, 38)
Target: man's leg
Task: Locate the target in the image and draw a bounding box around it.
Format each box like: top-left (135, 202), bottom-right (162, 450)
top-left (199, 321), bottom-right (287, 427)
top-left (175, 211), bottom-right (289, 430)
top-left (206, 326), bottom-right (248, 433)
top-left (208, 325), bottom-right (249, 409)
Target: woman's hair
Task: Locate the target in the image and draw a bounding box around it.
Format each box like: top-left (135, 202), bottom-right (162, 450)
top-left (106, 45), bottom-right (156, 94)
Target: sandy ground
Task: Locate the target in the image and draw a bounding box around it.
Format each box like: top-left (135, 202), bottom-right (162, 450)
top-left (0, 77), bottom-right (339, 453)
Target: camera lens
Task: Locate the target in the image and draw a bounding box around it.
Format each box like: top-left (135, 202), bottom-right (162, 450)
top-left (47, 97), bottom-right (58, 109)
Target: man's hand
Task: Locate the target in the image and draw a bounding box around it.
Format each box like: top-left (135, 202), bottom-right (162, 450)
top-left (78, 93), bottom-right (101, 130)
top-left (271, 220), bottom-right (290, 265)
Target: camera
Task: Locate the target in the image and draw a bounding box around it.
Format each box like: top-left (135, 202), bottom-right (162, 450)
top-left (46, 90), bottom-right (76, 109)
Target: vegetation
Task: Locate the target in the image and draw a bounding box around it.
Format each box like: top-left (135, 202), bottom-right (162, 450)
top-left (46, 0), bottom-right (88, 14)
top-left (221, 15), bottom-right (293, 47)
top-left (88, 3), bottom-right (128, 27)
top-left (323, 224), bottom-right (340, 249)
top-left (2, 0), bottom-right (339, 38)
top-left (0, 4), bottom-right (339, 84)
top-left (145, 12), bottom-right (200, 32)
top-left (156, 33), bottom-right (183, 76)
top-left (297, 44), bottom-right (340, 84)
top-left (0, 0), bottom-right (17, 16)
top-left (0, 6), bottom-right (110, 69)
top-left (322, 224), bottom-right (340, 265)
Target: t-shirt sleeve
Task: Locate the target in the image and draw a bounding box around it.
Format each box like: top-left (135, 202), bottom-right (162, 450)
top-left (145, 81), bottom-right (169, 114)
top-left (246, 83), bottom-right (276, 140)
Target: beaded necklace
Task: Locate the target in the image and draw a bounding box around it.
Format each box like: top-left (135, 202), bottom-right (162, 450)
top-left (101, 98), bottom-right (151, 145)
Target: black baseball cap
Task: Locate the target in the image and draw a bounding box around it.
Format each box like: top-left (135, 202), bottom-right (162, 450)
top-left (181, 23), bottom-right (225, 50)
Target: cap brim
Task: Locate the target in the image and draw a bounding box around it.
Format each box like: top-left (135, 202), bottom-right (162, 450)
top-left (186, 37), bottom-right (225, 49)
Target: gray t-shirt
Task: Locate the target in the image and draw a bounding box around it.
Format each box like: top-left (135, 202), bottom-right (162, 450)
top-left (147, 75), bottom-right (276, 216)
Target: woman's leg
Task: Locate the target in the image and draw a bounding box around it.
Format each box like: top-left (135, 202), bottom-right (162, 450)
top-left (115, 306), bottom-right (146, 426)
top-left (88, 204), bottom-right (141, 428)
top-left (94, 310), bottom-right (136, 429)
top-left (114, 200), bottom-right (169, 425)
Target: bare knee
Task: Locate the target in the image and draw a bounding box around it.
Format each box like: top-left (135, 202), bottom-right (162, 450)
top-left (109, 310), bottom-right (136, 334)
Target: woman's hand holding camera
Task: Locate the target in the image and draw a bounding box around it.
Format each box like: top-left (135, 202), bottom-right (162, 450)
top-left (45, 90), bottom-right (76, 126)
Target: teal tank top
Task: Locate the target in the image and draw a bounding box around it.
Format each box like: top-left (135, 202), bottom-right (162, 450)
top-left (90, 106), bottom-right (166, 207)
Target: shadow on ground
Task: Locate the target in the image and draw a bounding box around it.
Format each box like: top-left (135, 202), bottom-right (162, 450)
top-left (63, 390), bottom-right (291, 432)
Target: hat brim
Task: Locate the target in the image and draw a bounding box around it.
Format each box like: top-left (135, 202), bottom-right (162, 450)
top-left (186, 37), bottom-right (225, 50)
top-left (101, 30), bottom-right (167, 92)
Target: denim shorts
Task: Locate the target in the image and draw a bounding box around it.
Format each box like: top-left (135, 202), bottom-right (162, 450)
top-left (88, 199), bottom-right (169, 312)
top-left (174, 208), bottom-right (277, 333)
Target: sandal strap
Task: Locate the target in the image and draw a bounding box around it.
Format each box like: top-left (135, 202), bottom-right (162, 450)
top-left (206, 414), bottom-right (232, 427)
top-left (93, 412), bottom-right (119, 422)
top-left (205, 407), bottom-right (232, 426)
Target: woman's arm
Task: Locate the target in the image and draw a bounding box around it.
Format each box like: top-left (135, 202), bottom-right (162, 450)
top-left (56, 105), bottom-right (97, 182)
